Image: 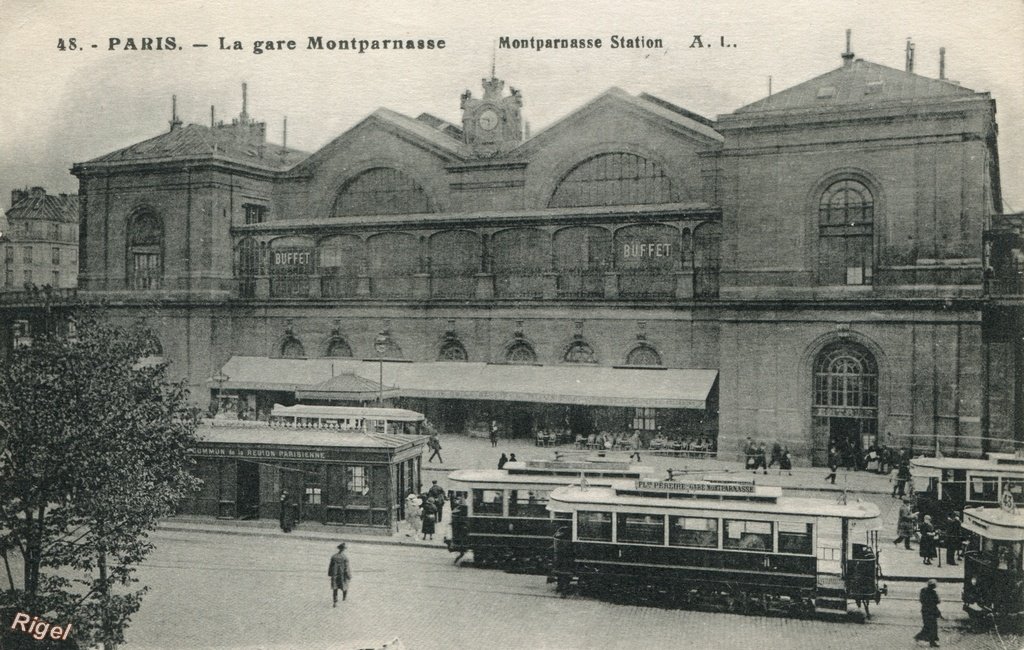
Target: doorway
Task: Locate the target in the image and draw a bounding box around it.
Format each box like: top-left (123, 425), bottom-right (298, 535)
top-left (235, 461), bottom-right (260, 520)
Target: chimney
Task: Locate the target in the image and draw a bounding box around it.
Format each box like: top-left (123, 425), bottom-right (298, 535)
top-left (905, 38), bottom-right (915, 73)
top-left (283, 116), bottom-right (288, 151)
top-left (211, 105), bottom-right (215, 128)
top-left (30, 186), bottom-right (45, 198)
top-left (939, 47), bottom-right (946, 80)
top-left (11, 188), bottom-right (28, 206)
top-left (841, 28), bottom-right (854, 67)
top-left (169, 95), bottom-right (182, 131)
top-left (240, 82), bottom-right (249, 123)
top-left (524, 120), bottom-right (531, 139)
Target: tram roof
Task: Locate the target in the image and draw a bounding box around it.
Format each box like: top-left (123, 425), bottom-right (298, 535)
top-left (962, 506), bottom-right (1024, 541)
top-left (547, 483), bottom-right (882, 519)
top-left (197, 423), bottom-right (425, 449)
top-left (449, 462), bottom-right (654, 487)
top-left (270, 404), bottom-right (425, 422)
top-left (910, 454), bottom-right (1024, 475)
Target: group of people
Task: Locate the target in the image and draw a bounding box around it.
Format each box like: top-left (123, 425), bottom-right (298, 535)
top-left (404, 480), bottom-right (450, 541)
top-left (496, 452), bottom-right (518, 469)
top-left (743, 439), bottom-right (793, 475)
top-left (894, 498), bottom-right (963, 567)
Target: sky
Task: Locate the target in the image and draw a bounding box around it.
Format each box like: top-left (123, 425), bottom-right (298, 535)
top-left (1, 0), bottom-right (1022, 211)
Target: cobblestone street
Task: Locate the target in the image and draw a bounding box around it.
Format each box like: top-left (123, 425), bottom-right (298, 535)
top-left (126, 528), bottom-right (1009, 650)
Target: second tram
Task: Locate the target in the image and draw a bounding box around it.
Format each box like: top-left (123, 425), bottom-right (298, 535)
top-left (911, 453), bottom-right (1024, 523)
top-left (445, 458), bottom-right (653, 571)
top-left (548, 478), bottom-right (886, 620)
top-left (960, 500), bottom-right (1024, 630)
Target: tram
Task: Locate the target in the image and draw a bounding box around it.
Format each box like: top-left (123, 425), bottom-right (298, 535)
top-left (910, 453), bottom-right (1024, 523)
top-left (268, 404), bottom-right (425, 435)
top-left (548, 478), bottom-right (886, 620)
top-left (445, 458), bottom-right (653, 571)
top-left (960, 497), bottom-right (1024, 630)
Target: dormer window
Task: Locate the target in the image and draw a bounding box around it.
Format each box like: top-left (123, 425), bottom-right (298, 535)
top-left (243, 203), bottom-right (267, 225)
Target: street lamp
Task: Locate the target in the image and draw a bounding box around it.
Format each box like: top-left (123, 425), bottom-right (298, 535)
top-left (373, 333), bottom-right (388, 405)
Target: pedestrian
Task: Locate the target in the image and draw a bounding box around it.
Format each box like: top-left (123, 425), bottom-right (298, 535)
top-left (498, 452), bottom-right (508, 469)
top-left (743, 437), bottom-right (755, 470)
top-left (768, 441), bottom-right (783, 468)
top-left (628, 430), bottom-right (642, 461)
top-left (943, 514), bottom-right (960, 566)
top-left (779, 446), bottom-right (793, 476)
top-left (421, 497), bottom-right (437, 541)
top-left (405, 490), bottom-right (421, 537)
top-left (508, 453), bottom-right (517, 463)
top-left (893, 498), bottom-right (916, 549)
top-left (427, 433), bottom-right (443, 463)
top-left (489, 420), bottom-right (499, 447)
top-left (428, 480), bottom-right (446, 523)
top-left (914, 579), bottom-right (942, 647)
top-left (824, 446), bottom-right (839, 484)
top-left (754, 443), bottom-right (768, 475)
top-left (893, 459), bottom-right (911, 498)
top-left (279, 489), bottom-right (291, 532)
top-left (328, 542), bottom-right (351, 607)
top-left (919, 515), bottom-right (938, 565)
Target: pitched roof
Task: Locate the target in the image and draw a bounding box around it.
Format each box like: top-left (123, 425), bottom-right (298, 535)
top-left (83, 123), bottom-right (308, 171)
top-left (7, 190), bottom-right (79, 223)
top-left (734, 59), bottom-right (982, 114)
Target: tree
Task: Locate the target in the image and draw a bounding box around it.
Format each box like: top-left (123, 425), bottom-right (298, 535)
top-left (0, 313), bottom-right (199, 649)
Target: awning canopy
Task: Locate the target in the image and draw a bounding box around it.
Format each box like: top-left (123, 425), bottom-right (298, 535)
top-left (218, 357), bottom-right (718, 410)
top-left (295, 373), bottom-right (399, 402)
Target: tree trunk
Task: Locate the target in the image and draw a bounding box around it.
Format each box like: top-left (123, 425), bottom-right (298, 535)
top-left (98, 548), bottom-right (116, 650)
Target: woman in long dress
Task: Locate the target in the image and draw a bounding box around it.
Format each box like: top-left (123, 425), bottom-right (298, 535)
top-left (405, 491), bottom-right (421, 536)
top-left (421, 497), bottom-right (437, 540)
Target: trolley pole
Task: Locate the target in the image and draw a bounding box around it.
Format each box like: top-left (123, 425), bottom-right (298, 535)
top-left (374, 332), bottom-right (387, 405)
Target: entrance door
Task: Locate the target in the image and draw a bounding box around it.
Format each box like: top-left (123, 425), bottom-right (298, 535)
top-left (830, 417), bottom-right (861, 465)
top-left (811, 342), bottom-right (878, 466)
top-left (235, 461), bottom-right (260, 520)
top-left (280, 465), bottom-right (304, 523)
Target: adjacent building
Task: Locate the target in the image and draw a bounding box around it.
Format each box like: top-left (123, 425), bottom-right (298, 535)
top-left (3, 187), bottom-right (79, 291)
top-left (66, 40), bottom-right (1019, 464)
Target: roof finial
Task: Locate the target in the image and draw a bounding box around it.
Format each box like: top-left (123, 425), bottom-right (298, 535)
top-left (210, 105), bottom-right (215, 128)
top-left (939, 47), bottom-right (946, 80)
top-left (841, 28), bottom-right (854, 66)
top-left (169, 95), bottom-right (182, 131)
top-left (282, 116), bottom-right (288, 152)
top-left (491, 41), bottom-right (496, 79)
top-left (905, 38), bottom-right (915, 73)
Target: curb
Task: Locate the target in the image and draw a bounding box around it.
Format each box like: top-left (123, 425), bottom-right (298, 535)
top-left (157, 522), bottom-right (451, 550)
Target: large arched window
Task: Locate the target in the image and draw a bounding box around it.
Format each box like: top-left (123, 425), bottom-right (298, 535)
top-left (505, 341), bottom-right (537, 365)
top-left (625, 344), bottom-right (662, 367)
top-left (563, 340), bottom-right (597, 364)
top-left (548, 153), bottom-right (676, 208)
top-left (811, 342), bottom-right (878, 464)
top-left (127, 209), bottom-right (162, 290)
top-left (818, 179), bottom-right (874, 286)
top-left (281, 337), bottom-right (306, 359)
top-left (332, 168), bottom-right (432, 216)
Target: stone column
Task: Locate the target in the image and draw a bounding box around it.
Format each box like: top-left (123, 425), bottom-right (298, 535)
top-left (604, 272), bottom-right (619, 299)
top-left (413, 273), bottom-right (432, 300)
top-left (255, 277), bottom-right (270, 299)
top-left (675, 270), bottom-right (694, 299)
top-left (475, 273), bottom-right (495, 300)
top-left (357, 274), bottom-right (372, 297)
top-left (543, 272), bottom-right (559, 299)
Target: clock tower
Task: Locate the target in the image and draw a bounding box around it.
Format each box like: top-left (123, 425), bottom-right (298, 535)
top-left (460, 76), bottom-right (523, 156)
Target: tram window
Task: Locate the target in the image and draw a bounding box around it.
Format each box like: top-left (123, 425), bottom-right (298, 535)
top-left (668, 516), bottom-right (718, 548)
top-left (969, 476), bottom-right (999, 502)
top-left (723, 520), bottom-right (773, 551)
top-left (1003, 479), bottom-right (1024, 505)
top-left (778, 522), bottom-right (813, 555)
top-left (616, 513), bottom-right (665, 545)
top-left (509, 489), bottom-right (550, 518)
top-left (472, 489), bottom-right (504, 517)
top-left (577, 511), bottom-right (613, 542)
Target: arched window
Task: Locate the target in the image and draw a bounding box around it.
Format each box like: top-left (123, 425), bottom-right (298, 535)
top-left (812, 342), bottom-right (878, 464)
top-left (325, 338), bottom-right (353, 358)
top-left (563, 340), bottom-right (596, 364)
top-left (549, 153), bottom-right (676, 208)
top-left (506, 341), bottom-right (537, 365)
top-left (818, 179), bottom-right (874, 286)
top-left (281, 338), bottom-right (305, 359)
top-left (127, 209), bottom-right (162, 290)
top-left (332, 168), bottom-right (432, 216)
top-left (626, 344), bottom-right (661, 367)
top-left (439, 340), bottom-right (468, 361)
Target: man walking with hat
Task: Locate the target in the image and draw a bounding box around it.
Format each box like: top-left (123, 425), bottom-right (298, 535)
top-left (328, 542), bottom-right (352, 607)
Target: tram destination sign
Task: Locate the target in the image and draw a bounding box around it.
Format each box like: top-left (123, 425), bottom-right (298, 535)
top-left (636, 479), bottom-right (756, 494)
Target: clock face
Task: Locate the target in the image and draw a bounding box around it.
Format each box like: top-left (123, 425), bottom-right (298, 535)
top-left (478, 109), bottom-right (499, 131)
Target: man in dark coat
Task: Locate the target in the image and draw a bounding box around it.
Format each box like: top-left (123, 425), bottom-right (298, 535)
top-left (914, 579), bottom-right (941, 647)
top-left (279, 489), bottom-right (292, 533)
top-left (824, 446), bottom-right (839, 484)
top-left (943, 514), bottom-right (961, 566)
top-left (498, 452), bottom-right (508, 469)
top-left (428, 480), bottom-right (446, 523)
top-left (328, 543), bottom-right (351, 607)
top-left (892, 460), bottom-right (912, 498)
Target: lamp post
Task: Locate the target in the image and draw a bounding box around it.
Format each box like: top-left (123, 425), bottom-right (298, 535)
top-left (210, 372), bottom-right (230, 416)
top-left (373, 333), bottom-right (388, 405)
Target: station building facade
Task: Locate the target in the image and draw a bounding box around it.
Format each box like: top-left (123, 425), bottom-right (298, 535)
top-left (69, 46), bottom-right (1015, 465)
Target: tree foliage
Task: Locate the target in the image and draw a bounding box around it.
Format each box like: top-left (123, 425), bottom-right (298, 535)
top-left (0, 313), bottom-right (200, 648)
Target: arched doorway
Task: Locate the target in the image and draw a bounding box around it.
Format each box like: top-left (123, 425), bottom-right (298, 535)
top-left (811, 342), bottom-right (878, 466)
